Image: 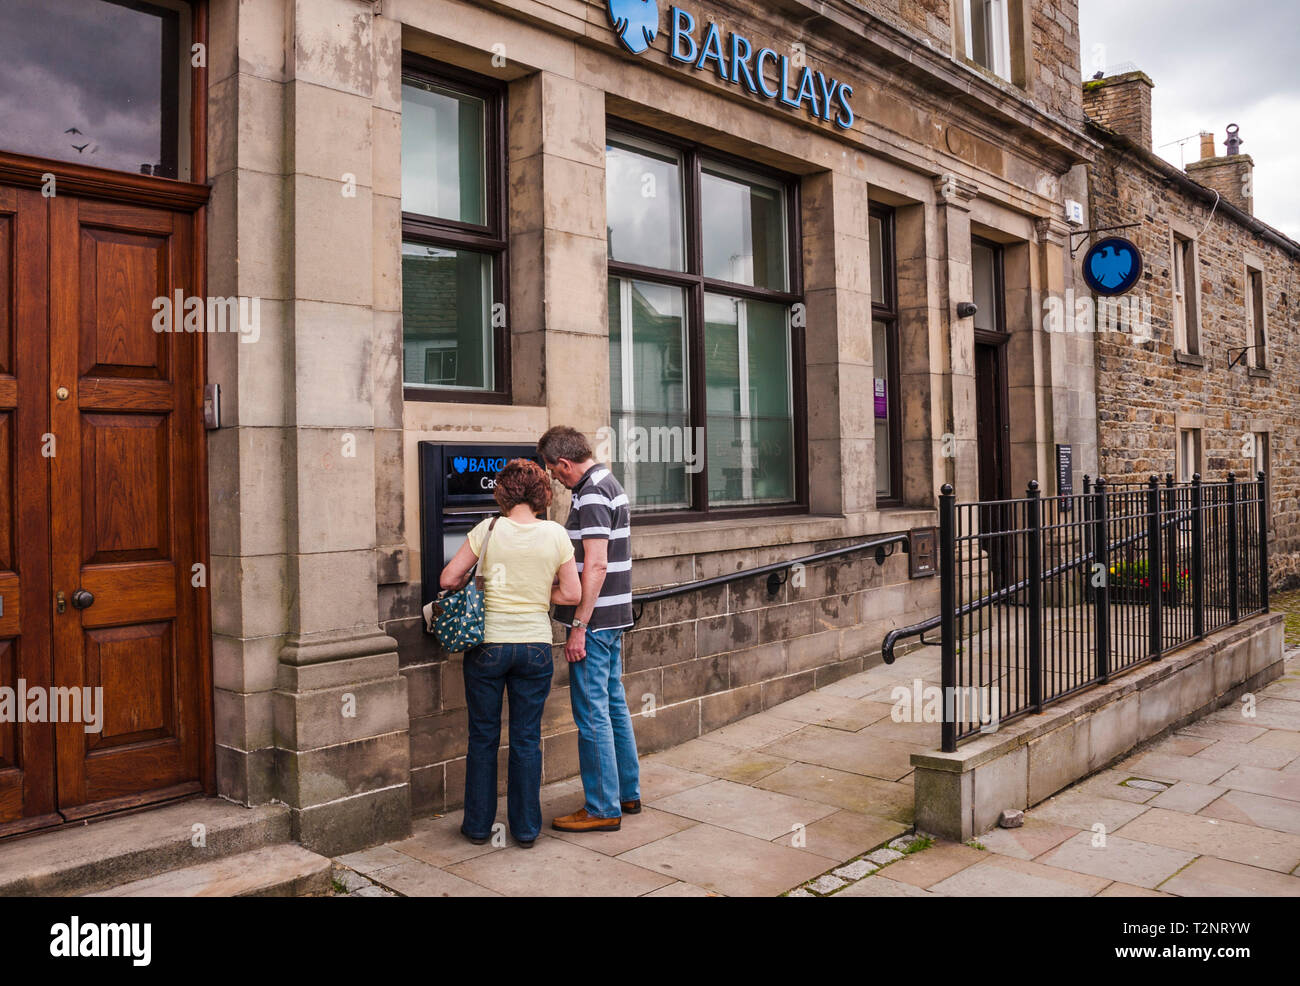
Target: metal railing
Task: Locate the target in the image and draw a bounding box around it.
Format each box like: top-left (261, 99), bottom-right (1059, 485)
top-left (630, 532), bottom-right (911, 625)
top-left (884, 473), bottom-right (1269, 752)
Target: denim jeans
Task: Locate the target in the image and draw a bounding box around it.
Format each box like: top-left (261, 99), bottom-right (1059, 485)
top-left (462, 641), bottom-right (554, 842)
top-left (568, 627), bottom-right (640, 818)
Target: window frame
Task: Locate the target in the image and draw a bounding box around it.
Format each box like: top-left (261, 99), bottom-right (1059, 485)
top-left (1177, 428), bottom-right (1202, 484)
top-left (400, 55), bottom-right (511, 405)
top-left (1247, 265), bottom-right (1267, 371)
top-left (606, 118), bottom-right (808, 522)
top-left (962, 0), bottom-right (1013, 82)
top-left (1171, 230), bottom-right (1200, 356)
top-left (871, 205), bottom-right (904, 507)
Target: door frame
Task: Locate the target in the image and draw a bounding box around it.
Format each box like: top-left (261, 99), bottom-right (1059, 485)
top-left (0, 0), bottom-right (213, 836)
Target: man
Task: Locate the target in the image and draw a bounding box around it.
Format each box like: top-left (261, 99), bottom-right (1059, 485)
top-left (538, 425), bottom-right (640, 833)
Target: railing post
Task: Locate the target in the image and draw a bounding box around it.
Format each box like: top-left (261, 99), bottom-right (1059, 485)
top-left (1191, 473), bottom-right (1204, 640)
top-left (1093, 477), bottom-right (1110, 684)
top-left (1164, 473), bottom-right (1177, 606)
top-left (939, 484), bottom-right (957, 753)
top-left (1027, 480), bottom-right (1043, 713)
top-left (1082, 475), bottom-right (1094, 602)
top-left (1147, 475), bottom-right (1163, 660)
top-left (1259, 470), bottom-right (1270, 613)
top-left (1227, 472), bottom-right (1239, 624)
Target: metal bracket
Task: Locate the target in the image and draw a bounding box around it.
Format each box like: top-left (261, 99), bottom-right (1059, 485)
top-left (1070, 222), bottom-right (1141, 258)
top-left (1228, 345), bottom-right (1259, 369)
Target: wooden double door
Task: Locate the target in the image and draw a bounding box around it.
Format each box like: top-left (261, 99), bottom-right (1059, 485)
top-left (0, 185), bottom-right (211, 835)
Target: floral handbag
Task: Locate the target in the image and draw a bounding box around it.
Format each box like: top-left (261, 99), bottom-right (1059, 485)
top-left (422, 517), bottom-right (498, 652)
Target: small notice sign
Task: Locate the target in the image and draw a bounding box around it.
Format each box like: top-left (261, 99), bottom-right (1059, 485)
top-left (874, 379), bottom-right (888, 419)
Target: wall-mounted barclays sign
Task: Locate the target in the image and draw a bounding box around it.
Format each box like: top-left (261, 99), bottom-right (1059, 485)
top-left (604, 1), bottom-right (856, 130)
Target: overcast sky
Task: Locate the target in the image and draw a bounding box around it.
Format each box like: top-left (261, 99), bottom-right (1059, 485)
top-left (1080, 0), bottom-right (1300, 239)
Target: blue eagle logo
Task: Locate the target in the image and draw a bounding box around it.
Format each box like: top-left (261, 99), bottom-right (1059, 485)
top-left (606, 0), bottom-right (659, 55)
top-left (1084, 238), bottom-right (1142, 296)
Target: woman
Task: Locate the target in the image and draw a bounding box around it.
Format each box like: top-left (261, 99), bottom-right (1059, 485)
top-left (440, 458), bottom-right (580, 848)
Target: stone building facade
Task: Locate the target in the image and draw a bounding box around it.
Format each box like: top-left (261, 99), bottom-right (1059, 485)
top-left (1083, 72), bottom-right (1300, 589)
top-left (209, 0), bottom-right (1102, 853)
top-left (0, 0), bottom-right (1102, 855)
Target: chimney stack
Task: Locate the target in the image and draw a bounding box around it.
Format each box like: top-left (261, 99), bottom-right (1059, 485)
top-left (1186, 125), bottom-right (1254, 215)
top-left (1082, 71), bottom-right (1155, 150)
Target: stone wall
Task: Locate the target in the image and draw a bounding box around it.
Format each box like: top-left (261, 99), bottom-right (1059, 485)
top-left (1086, 123), bottom-right (1300, 589)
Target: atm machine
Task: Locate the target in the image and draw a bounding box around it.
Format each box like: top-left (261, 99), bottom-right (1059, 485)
top-left (417, 442), bottom-right (544, 608)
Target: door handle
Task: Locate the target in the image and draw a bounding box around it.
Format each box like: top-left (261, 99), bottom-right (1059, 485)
top-left (71, 589), bottom-right (95, 610)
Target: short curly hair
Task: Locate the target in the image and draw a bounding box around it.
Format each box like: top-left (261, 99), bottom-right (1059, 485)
top-left (493, 458), bottom-right (553, 514)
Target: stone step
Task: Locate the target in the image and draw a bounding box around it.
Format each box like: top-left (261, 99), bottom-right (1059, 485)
top-left (0, 798), bottom-right (293, 897)
top-left (87, 844), bottom-right (334, 898)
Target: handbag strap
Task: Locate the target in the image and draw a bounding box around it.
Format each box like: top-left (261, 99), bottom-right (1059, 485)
top-left (471, 516), bottom-right (499, 592)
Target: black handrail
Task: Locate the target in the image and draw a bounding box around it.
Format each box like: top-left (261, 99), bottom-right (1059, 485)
top-left (630, 532), bottom-right (911, 625)
top-left (880, 495), bottom-right (1212, 664)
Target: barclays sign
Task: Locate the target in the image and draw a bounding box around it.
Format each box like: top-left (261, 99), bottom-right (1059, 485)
top-left (604, 1), bottom-right (856, 130)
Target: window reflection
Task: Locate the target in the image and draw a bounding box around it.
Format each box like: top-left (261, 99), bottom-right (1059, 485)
top-left (0, 0), bottom-right (185, 178)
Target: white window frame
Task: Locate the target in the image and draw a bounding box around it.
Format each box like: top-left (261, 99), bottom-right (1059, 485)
top-left (1177, 428), bottom-right (1202, 484)
top-left (964, 0), bottom-right (1013, 81)
top-left (1171, 230), bottom-right (1200, 355)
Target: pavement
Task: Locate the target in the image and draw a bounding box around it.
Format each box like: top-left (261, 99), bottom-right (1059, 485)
top-left (332, 647), bottom-right (1300, 897)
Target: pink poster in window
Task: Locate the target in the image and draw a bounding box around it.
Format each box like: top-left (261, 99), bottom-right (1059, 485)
top-left (874, 378), bottom-right (888, 418)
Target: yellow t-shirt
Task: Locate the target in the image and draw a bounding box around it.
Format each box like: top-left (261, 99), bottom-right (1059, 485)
top-left (467, 516), bottom-right (575, 644)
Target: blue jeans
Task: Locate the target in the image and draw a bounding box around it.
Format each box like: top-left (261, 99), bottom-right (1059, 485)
top-left (462, 641), bottom-right (554, 842)
top-left (568, 627), bottom-right (640, 818)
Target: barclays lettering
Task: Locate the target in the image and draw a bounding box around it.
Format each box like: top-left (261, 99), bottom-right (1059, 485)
top-left (605, 2), bottom-right (855, 130)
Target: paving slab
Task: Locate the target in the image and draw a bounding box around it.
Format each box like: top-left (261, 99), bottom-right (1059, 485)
top-left (1077, 770), bottom-right (1163, 804)
top-left (1096, 882), bottom-right (1173, 897)
top-left (1193, 740), bottom-right (1298, 769)
top-left (619, 823), bottom-right (829, 896)
top-left (1212, 699), bottom-right (1300, 732)
top-left (975, 817), bottom-right (1081, 860)
top-left (1150, 781), bottom-right (1229, 814)
top-left (1128, 752), bottom-right (1237, 785)
top-left (1253, 729), bottom-right (1300, 753)
top-left (647, 739), bottom-right (792, 785)
top-left (390, 812), bottom-right (501, 868)
top-left (1158, 855), bottom-right (1300, 897)
top-left (335, 845), bottom-right (414, 876)
top-left (764, 692), bottom-right (893, 731)
top-left (643, 881), bottom-right (719, 897)
top-left (857, 714), bottom-right (944, 747)
top-left (927, 854), bottom-right (1110, 897)
top-left (446, 834), bottom-right (674, 897)
top-left (879, 842), bottom-right (985, 888)
top-left (833, 875), bottom-right (934, 897)
top-left (1198, 790), bottom-right (1300, 836)
top-left (754, 761), bottom-right (915, 821)
top-left (1115, 806), bottom-right (1300, 873)
top-left (636, 759), bottom-right (716, 800)
top-left (547, 808), bottom-right (699, 855)
top-left (770, 809), bottom-right (908, 861)
top-left (366, 858), bottom-right (502, 897)
top-left (1178, 720), bottom-right (1269, 743)
top-left (1150, 734), bottom-right (1216, 757)
top-left (758, 724), bottom-right (927, 781)
top-left (1027, 790), bottom-right (1151, 833)
top-left (699, 712), bottom-right (807, 750)
top-left (1038, 831), bottom-right (1197, 889)
top-left (649, 778), bottom-right (837, 840)
top-left (1214, 764), bottom-right (1300, 802)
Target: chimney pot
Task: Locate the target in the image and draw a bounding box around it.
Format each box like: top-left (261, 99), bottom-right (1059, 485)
top-left (1224, 123), bottom-right (1243, 156)
top-left (1199, 132), bottom-right (1216, 161)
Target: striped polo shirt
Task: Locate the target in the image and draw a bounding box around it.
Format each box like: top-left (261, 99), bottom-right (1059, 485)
top-left (555, 463), bottom-right (633, 631)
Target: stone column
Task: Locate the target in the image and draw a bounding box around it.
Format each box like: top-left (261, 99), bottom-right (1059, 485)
top-left (933, 175), bottom-right (980, 500)
top-left (207, 0), bottom-right (411, 857)
top-left (803, 171), bottom-right (876, 515)
top-left (1028, 216), bottom-right (1076, 493)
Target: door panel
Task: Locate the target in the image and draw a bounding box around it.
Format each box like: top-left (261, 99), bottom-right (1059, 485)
top-left (49, 195), bottom-right (204, 812)
top-left (0, 186), bottom-right (55, 830)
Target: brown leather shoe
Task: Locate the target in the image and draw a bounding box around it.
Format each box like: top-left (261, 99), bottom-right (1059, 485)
top-left (621, 799), bottom-right (642, 814)
top-left (551, 808), bottom-right (621, 833)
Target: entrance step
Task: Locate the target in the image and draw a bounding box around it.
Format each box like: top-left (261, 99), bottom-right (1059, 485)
top-left (0, 798), bottom-right (292, 897)
top-left (87, 844), bottom-right (333, 897)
